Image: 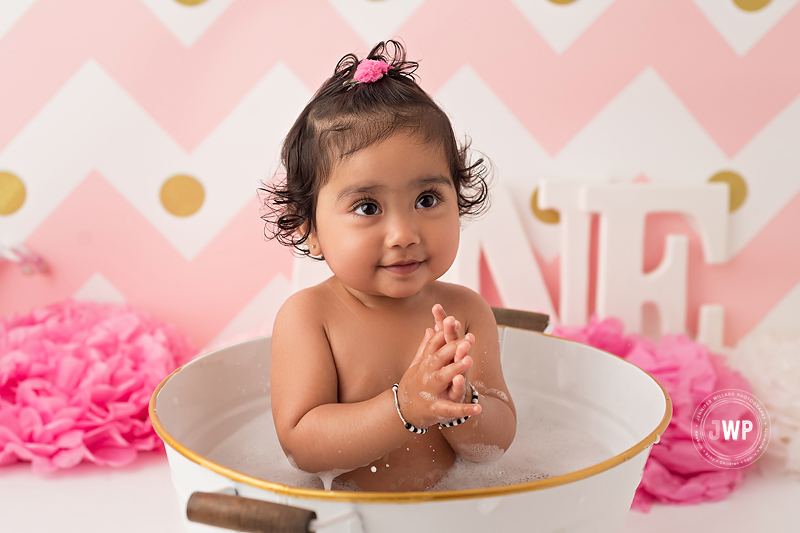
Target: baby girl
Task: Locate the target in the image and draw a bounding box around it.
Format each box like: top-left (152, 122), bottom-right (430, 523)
top-left (262, 41), bottom-right (515, 492)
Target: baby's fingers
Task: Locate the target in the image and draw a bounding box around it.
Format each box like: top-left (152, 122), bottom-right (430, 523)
top-left (421, 329), bottom-right (449, 367)
top-left (432, 354), bottom-right (473, 390)
top-left (448, 374), bottom-right (467, 403)
top-left (432, 398), bottom-right (482, 421)
top-left (442, 316), bottom-right (460, 344)
top-left (453, 333), bottom-right (475, 364)
top-left (422, 335), bottom-right (464, 375)
top-left (432, 304), bottom-right (447, 332)
top-left (410, 328), bottom-right (435, 367)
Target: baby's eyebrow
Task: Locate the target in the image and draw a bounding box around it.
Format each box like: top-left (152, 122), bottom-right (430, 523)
top-left (335, 175), bottom-right (453, 204)
top-left (336, 184), bottom-right (385, 203)
top-left (417, 175), bottom-right (453, 189)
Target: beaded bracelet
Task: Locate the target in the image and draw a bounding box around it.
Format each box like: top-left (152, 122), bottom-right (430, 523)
top-left (439, 383), bottom-right (480, 428)
top-left (391, 383), bottom-right (428, 434)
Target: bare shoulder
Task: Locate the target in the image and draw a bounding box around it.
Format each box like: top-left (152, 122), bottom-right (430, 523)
top-left (273, 282), bottom-right (330, 333)
top-left (431, 282), bottom-right (497, 332)
top-left (271, 282), bottom-right (335, 369)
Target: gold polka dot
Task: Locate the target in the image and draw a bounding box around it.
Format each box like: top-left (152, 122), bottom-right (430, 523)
top-left (161, 174), bottom-right (205, 217)
top-left (530, 188), bottom-right (560, 224)
top-left (0, 171), bottom-right (26, 215)
top-left (709, 171), bottom-right (748, 213)
top-left (548, 0), bottom-right (580, 4)
top-left (733, 0), bottom-right (772, 12)
top-left (174, 0), bottom-right (209, 6)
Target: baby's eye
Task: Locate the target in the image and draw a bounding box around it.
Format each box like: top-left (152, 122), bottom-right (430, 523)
top-left (353, 201), bottom-right (381, 216)
top-left (416, 193), bottom-right (439, 209)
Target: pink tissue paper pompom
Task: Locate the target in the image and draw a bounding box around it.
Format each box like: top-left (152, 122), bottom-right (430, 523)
top-left (554, 316), bottom-right (752, 513)
top-left (354, 59), bottom-right (390, 83)
top-left (0, 299), bottom-right (195, 473)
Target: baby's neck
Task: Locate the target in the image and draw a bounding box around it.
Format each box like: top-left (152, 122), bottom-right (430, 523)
top-left (330, 277), bottom-right (431, 314)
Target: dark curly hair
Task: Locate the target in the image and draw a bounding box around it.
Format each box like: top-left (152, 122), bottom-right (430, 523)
top-left (261, 40), bottom-right (490, 259)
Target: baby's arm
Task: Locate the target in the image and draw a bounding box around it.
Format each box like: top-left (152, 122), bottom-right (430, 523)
top-left (270, 291), bottom-right (477, 474)
top-left (435, 292), bottom-right (517, 462)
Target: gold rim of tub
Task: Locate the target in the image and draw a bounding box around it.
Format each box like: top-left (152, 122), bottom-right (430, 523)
top-left (149, 329), bottom-right (672, 504)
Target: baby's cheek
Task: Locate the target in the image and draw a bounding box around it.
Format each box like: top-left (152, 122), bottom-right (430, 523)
top-left (326, 235), bottom-right (370, 268)
top-left (433, 223), bottom-right (460, 270)
top-left (326, 238), bottom-right (381, 289)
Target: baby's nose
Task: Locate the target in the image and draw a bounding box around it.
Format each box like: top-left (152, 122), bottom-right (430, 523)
top-left (386, 214), bottom-right (420, 248)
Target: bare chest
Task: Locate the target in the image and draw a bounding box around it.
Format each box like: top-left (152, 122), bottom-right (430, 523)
top-left (326, 316), bottom-right (430, 404)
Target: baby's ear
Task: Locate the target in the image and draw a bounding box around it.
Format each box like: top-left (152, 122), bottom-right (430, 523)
top-left (298, 223), bottom-right (321, 257)
top-left (307, 235), bottom-right (321, 257)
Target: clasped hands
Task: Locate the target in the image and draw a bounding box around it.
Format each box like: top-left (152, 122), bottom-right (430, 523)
top-left (396, 304), bottom-right (481, 429)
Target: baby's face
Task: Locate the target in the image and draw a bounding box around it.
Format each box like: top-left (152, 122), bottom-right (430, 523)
top-left (310, 133), bottom-right (460, 302)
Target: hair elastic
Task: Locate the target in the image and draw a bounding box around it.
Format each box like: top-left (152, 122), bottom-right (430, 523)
top-left (391, 384), bottom-right (428, 435)
top-left (439, 383), bottom-right (479, 428)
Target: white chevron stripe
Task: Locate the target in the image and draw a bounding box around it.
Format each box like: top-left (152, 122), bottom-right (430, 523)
top-left (139, 0), bottom-right (236, 48)
top-left (327, 0), bottom-right (427, 47)
top-left (0, 0), bottom-right (36, 40)
top-left (555, 67), bottom-right (800, 255)
top-left (693, 0), bottom-right (800, 57)
top-left (0, 60), bottom-right (311, 259)
top-left (730, 91), bottom-right (800, 255)
top-left (205, 273), bottom-right (292, 352)
top-left (555, 68), bottom-right (730, 183)
top-left (437, 65), bottom-right (795, 261)
top-left (436, 65), bottom-right (561, 261)
top-left (509, 0), bottom-right (619, 54)
top-left (73, 272), bottom-right (128, 304)
top-left (746, 278), bottom-right (800, 337)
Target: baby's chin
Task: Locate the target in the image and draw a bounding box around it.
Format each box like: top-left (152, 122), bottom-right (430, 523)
top-left (362, 288), bottom-right (426, 303)
top-left (336, 278), bottom-right (435, 302)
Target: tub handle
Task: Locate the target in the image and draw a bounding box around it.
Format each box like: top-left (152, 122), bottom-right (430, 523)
top-left (491, 307), bottom-right (549, 332)
top-left (187, 491), bottom-right (316, 533)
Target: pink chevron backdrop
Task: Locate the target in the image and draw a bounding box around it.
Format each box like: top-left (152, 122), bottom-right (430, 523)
top-left (1, 0), bottom-right (799, 350)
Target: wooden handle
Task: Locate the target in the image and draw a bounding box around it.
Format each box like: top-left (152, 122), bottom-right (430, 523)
top-left (187, 492), bottom-right (316, 533)
top-left (491, 307), bottom-right (549, 333)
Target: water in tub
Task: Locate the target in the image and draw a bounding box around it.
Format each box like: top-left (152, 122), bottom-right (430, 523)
top-left (201, 384), bottom-right (630, 492)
